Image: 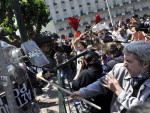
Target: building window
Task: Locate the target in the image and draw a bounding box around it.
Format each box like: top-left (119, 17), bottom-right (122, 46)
top-left (61, 1), bottom-right (65, 3)
top-left (56, 11), bottom-right (58, 14)
top-left (87, 2), bottom-right (90, 5)
top-left (57, 19), bottom-right (62, 22)
top-left (95, 0), bottom-right (98, 3)
top-left (73, 15), bottom-right (78, 17)
top-left (80, 11), bottom-right (86, 16)
top-left (64, 17), bottom-right (68, 20)
top-left (98, 8), bottom-right (103, 11)
top-left (71, 7), bottom-right (74, 9)
top-left (79, 5), bottom-right (82, 7)
top-left (53, 2), bottom-right (57, 5)
top-left (63, 9), bottom-right (66, 12)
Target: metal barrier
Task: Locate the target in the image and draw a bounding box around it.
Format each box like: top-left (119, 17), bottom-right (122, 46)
top-left (56, 70), bottom-right (90, 113)
top-left (57, 70), bottom-right (67, 113)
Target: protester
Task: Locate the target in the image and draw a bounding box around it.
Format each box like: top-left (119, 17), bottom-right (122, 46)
top-left (115, 28), bottom-right (128, 42)
top-left (72, 50), bottom-right (112, 113)
top-left (72, 50), bottom-right (102, 90)
top-left (71, 41), bottom-right (150, 113)
top-left (129, 25), bottom-right (147, 41)
top-left (101, 29), bottom-right (113, 43)
top-left (71, 37), bottom-right (87, 76)
top-left (54, 46), bottom-right (73, 88)
top-left (100, 42), bottom-right (124, 73)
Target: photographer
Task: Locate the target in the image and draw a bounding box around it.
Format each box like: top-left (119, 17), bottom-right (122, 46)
top-left (129, 25), bottom-right (147, 41)
top-left (129, 14), bottom-right (150, 42)
top-left (71, 41), bottom-right (150, 113)
top-left (138, 20), bottom-right (150, 41)
top-left (72, 50), bottom-right (112, 113)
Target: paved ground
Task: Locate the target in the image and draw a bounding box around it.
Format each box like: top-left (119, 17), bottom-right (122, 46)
top-left (35, 76), bottom-right (74, 113)
top-left (34, 71), bottom-right (88, 113)
top-left (36, 76), bottom-right (60, 113)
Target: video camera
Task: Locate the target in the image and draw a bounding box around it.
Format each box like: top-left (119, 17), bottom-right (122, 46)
top-left (138, 20), bottom-right (150, 34)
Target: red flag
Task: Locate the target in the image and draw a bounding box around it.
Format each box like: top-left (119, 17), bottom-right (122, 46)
top-left (120, 16), bottom-right (124, 25)
top-left (75, 31), bottom-right (81, 38)
top-left (68, 17), bottom-right (80, 31)
top-left (95, 14), bottom-right (102, 24)
top-left (118, 16), bottom-right (124, 26)
top-left (65, 35), bottom-right (69, 40)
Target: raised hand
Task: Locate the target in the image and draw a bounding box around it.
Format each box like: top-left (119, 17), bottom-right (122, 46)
top-left (102, 75), bottom-right (122, 96)
top-left (70, 91), bottom-right (84, 101)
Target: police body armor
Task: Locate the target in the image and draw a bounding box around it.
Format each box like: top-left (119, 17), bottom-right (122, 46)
top-left (0, 41), bottom-right (39, 113)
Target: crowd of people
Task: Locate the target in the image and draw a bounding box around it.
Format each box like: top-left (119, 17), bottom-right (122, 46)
top-left (21, 14), bottom-right (150, 113)
top-left (39, 14), bottom-right (150, 113)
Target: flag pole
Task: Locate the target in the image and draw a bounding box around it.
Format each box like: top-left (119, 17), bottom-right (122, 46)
top-left (105, 0), bottom-right (114, 26)
top-left (36, 72), bottom-right (101, 110)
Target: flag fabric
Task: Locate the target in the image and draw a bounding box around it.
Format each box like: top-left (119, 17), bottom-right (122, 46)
top-left (68, 17), bottom-right (80, 31)
top-left (92, 22), bottom-right (109, 32)
top-left (118, 16), bottom-right (125, 26)
top-left (65, 35), bottom-right (69, 40)
top-left (95, 14), bottom-right (102, 24)
top-left (75, 31), bottom-right (81, 38)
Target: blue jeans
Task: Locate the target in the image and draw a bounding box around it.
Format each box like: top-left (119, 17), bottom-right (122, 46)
top-left (60, 68), bottom-right (73, 88)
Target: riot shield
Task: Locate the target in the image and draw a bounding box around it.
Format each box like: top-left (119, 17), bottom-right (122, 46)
top-left (0, 41), bottom-right (40, 113)
top-left (21, 41), bottom-right (50, 67)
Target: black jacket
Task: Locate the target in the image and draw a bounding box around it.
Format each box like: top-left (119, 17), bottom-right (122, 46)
top-left (72, 63), bottom-right (112, 113)
top-left (72, 64), bottom-right (102, 91)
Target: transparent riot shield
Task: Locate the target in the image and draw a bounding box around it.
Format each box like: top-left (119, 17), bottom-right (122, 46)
top-left (21, 41), bottom-right (50, 67)
top-left (0, 41), bottom-right (40, 113)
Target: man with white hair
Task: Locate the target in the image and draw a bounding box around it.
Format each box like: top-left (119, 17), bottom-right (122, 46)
top-left (71, 41), bottom-right (150, 113)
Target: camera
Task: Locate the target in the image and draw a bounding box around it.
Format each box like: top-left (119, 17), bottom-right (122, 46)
top-left (138, 20), bottom-right (150, 34)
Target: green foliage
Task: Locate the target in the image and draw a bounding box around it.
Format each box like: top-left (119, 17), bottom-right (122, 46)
top-left (20, 0), bottom-right (51, 38)
top-left (0, 0), bottom-right (17, 42)
top-left (0, 0), bottom-right (51, 45)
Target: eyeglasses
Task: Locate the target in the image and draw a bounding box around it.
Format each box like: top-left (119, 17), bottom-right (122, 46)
top-left (129, 26), bottom-right (135, 29)
top-left (130, 26), bottom-right (134, 27)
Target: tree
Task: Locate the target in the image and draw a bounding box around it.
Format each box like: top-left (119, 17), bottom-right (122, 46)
top-left (0, 0), bottom-right (51, 46)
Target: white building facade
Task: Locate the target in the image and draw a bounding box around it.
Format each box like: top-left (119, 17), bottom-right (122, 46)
top-left (45, 0), bottom-right (150, 37)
